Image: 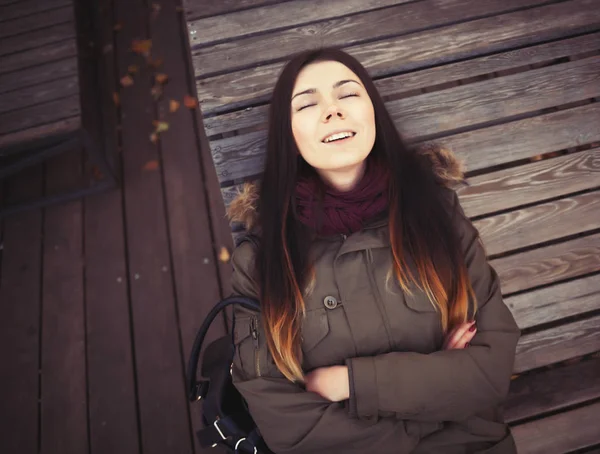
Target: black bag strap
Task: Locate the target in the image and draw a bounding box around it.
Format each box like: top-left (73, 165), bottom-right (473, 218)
top-left (187, 295), bottom-right (260, 402)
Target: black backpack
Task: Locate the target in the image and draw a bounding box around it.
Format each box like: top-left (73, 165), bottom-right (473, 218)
top-left (187, 295), bottom-right (275, 454)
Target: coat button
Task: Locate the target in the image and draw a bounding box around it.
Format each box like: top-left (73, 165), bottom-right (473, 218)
top-left (323, 296), bottom-right (338, 310)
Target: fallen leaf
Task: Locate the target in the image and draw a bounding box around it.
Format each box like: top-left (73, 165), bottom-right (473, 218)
top-left (153, 121), bottom-right (169, 133)
top-left (169, 99), bottom-right (180, 112)
top-left (184, 95), bottom-right (198, 109)
top-left (147, 57), bottom-right (164, 69)
top-left (150, 133), bottom-right (158, 144)
top-left (219, 247), bottom-right (231, 263)
top-left (131, 39), bottom-right (152, 56)
top-left (151, 83), bottom-right (163, 101)
top-left (128, 64), bottom-right (139, 74)
top-left (113, 22), bottom-right (123, 31)
top-left (120, 74), bottom-right (134, 87)
top-left (155, 73), bottom-right (169, 84)
top-left (112, 92), bottom-right (120, 106)
top-left (143, 160), bottom-right (159, 170)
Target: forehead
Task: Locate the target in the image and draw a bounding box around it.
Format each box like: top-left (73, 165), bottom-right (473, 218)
top-left (293, 61), bottom-right (359, 91)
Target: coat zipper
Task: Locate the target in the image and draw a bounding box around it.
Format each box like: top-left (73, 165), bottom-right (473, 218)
top-left (251, 315), bottom-right (261, 377)
top-left (365, 248), bottom-right (395, 351)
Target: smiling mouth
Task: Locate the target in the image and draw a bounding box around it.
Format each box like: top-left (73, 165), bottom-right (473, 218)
top-left (322, 132), bottom-right (357, 144)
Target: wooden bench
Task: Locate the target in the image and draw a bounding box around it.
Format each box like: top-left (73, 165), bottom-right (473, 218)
top-left (183, 0), bottom-right (600, 452)
top-left (0, 0), bottom-right (117, 216)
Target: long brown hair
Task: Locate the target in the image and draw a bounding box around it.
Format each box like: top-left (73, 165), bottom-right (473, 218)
top-left (256, 47), bottom-right (476, 383)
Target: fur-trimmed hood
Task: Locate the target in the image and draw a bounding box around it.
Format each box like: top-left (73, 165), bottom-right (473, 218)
top-left (227, 144), bottom-right (466, 231)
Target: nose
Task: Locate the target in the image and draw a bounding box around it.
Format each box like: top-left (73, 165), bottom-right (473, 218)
top-left (323, 103), bottom-right (345, 121)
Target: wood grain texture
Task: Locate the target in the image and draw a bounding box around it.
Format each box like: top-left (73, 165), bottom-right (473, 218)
top-left (183, 0), bottom-right (289, 21)
top-left (192, 0), bottom-right (552, 78)
top-left (0, 39), bottom-right (77, 74)
top-left (0, 166), bottom-right (43, 454)
top-left (474, 190), bottom-right (600, 257)
top-left (208, 60), bottom-right (600, 183)
top-left (40, 149), bottom-right (88, 454)
top-left (114, 0), bottom-right (193, 452)
top-left (0, 24), bottom-right (76, 56)
top-left (0, 94), bottom-right (80, 135)
top-left (195, 0), bottom-right (600, 114)
top-left (493, 233), bottom-right (600, 297)
top-left (0, 74), bottom-right (79, 114)
top-left (202, 31), bottom-right (600, 137)
top-left (0, 0), bottom-right (70, 21)
top-left (512, 401), bottom-right (600, 454)
top-left (458, 147), bottom-right (600, 219)
top-left (186, 0), bottom-right (411, 47)
top-left (0, 117), bottom-right (80, 150)
top-left (0, 57), bottom-right (78, 94)
top-left (505, 357), bottom-right (600, 423)
top-left (0, 5), bottom-right (72, 39)
top-left (514, 314), bottom-right (600, 373)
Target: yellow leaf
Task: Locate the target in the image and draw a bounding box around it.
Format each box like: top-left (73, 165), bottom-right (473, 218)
top-left (169, 99), bottom-right (180, 113)
top-left (120, 74), bottom-right (134, 87)
top-left (149, 133), bottom-right (158, 144)
top-left (151, 83), bottom-right (163, 101)
top-left (219, 247), bottom-right (231, 263)
top-left (184, 95), bottom-right (198, 109)
top-left (112, 92), bottom-right (120, 106)
top-left (131, 39), bottom-right (152, 56)
top-left (154, 121), bottom-right (169, 133)
top-left (143, 160), bottom-right (159, 170)
top-left (155, 73), bottom-right (169, 84)
top-left (147, 57), bottom-right (164, 69)
top-left (128, 64), bottom-right (139, 74)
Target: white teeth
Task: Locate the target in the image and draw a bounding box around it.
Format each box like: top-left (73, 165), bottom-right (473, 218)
top-left (323, 131), bottom-right (355, 143)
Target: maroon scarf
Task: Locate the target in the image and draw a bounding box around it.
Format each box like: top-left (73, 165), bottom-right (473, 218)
top-left (294, 160), bottom-right (390, 236)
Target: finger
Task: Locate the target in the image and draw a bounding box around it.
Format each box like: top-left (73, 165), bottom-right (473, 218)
top-left (453, 326), bottom-right (477, 349)
top-left (446, 321), bottom-right (476, 349)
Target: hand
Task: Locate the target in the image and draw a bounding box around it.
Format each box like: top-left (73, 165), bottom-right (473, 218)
top-left (442, 320), bottom-right (477, 350)
top-left (304, 365), bottom-right (350, 402)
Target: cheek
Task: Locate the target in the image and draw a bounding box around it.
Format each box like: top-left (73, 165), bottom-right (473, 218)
top-left (292, 118), bottom-right (317, 152)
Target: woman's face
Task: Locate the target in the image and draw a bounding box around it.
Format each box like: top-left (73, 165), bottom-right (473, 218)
top-left (290, 61), bottom-right (376, 188)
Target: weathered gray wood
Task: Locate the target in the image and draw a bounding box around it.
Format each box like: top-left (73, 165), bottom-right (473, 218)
top-left (512, 401), bottom-right (600, 453)
top-left (0, 57), bottom-right (78, 94)
top-left (0, 74), bottom-right (79, 114)
top-left (475, 190), bottom-right (600, 257)
top-left (0, 5), bottom-right (72, 39)
top-left (211, 92), bottom-right (600, 184)
top-left (0, 23), bottom-right (76, 57)
top-left (195, 0), bottom-right (600, 114)
top-left (0, 0), bottom-right (70, 21)
top-left (514, 315), bottom-right (600, 373)
top-left (457, 147), bottom-right (600, 219)
top-left (0, 117), bottom-right (80, 150)
top-left (0, 94), bottom-right (80, 135)
top-left (183, 0), bottom-right (288, 21)
top-left (192, 0), bottom-right (553, 78)
top-left (203, 32), bottom-right (600, 137)
top-left (0, 39), bottom-right (76, 74)
top-left (504, 270), bottom-right (600, 330)
top-left (494, 233), bottom-right (600, 296)
top-left (506, 357), bottom-right (600, 423)
top-left (187, 0), bottom-right (412, 47)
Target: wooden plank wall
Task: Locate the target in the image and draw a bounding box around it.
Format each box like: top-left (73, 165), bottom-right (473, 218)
top-left (183, 0), bottom-right (600, 452)
top-left (0, 0), bottom-right (233, 453)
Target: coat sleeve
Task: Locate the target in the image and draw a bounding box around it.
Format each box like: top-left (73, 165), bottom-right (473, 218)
top-left (229, 240), bottom-right (428, 454)
top-left (346, 190), bottom-right (521, 422)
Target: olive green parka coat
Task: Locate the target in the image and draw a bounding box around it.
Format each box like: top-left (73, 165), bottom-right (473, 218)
top-left (227, 146), bottom-right (521, 454)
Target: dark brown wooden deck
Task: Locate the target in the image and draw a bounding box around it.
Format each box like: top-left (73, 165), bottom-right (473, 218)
top-left (1, 0), bottom-right (599, 453)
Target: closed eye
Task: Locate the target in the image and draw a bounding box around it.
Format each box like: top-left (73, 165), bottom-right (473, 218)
top-left (298, 104), bottom-right (316, 111)
top-left (341, 93), bottom-right (358, 99)
top-left (297, 93), bottom-right (358, 111)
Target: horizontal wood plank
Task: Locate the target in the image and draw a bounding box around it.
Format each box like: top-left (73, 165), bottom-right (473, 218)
top-left (192, 0), bottom-right (552, 78)
top-left (505, 357), bottom-right (600, 423)
top-left (203, 32), bottom-right (600, 137)
top-left (0, 57), bottom-right (78, 94)
top-left (183, 0), bottom-right (288, 21)
top-left (512, 401), bottom-right (600, 454)
top-left (0, 5), bottom-right (72, 39)
top-left (514, 314), bottom-right (600, 373)
top-left (474, 190), bottom-right (600, 257)
top-left (458, 147), bottom-right (600, 219)
top-left (195, 0), bottom-right (600, 114)
top-left (0, 94), bottom-right (80, 136)
top-left (0, 74), bottom-right (79, 114)
top-left (0, 0), bottom-right (70, 21)
top-left (187, 0), bottom-right (411, 47)
top-left (0, 116), bottom-right (80, 150)
top-left (0, 23), bottom-right (76, 57)
top-left (0, 39), bottom-right (77, 74)
top-left (494, 233), bottom-right (600, 296)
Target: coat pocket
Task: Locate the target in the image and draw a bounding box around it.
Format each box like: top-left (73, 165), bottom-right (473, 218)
top-left (233, 315), bottom-right (261, 378)
top-left (301, 308), bottom-right (330, 353)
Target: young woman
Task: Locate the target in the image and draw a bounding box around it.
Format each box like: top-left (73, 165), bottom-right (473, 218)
top-left (227, 47), bottom-right (520, 454)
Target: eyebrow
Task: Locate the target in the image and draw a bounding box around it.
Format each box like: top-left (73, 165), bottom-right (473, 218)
top-left (291, 79), bottom-right (361, 101)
